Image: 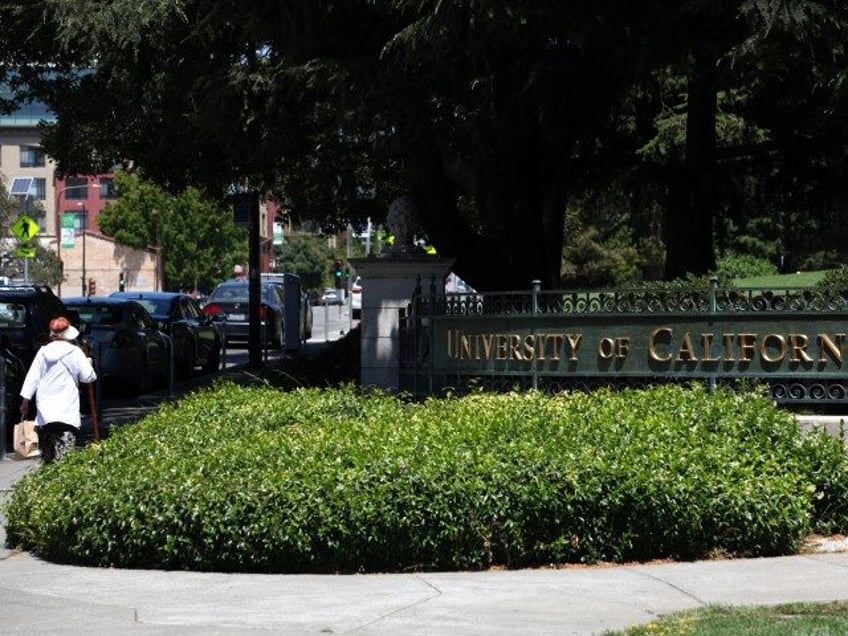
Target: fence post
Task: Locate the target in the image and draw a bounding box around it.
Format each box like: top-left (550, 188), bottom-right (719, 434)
top-left (532, 280), bottom-right (541, 390)
top-left (708, 276), bottom-right (718, 393)
top-left (428, 274), bottom-right (437, 395)
top-left (413, 275), bottom-right (422, 397)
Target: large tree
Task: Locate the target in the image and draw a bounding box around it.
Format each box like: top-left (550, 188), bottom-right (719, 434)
top-left (3, 2), bottom-right (848, 288)
top-left (0, 2), bottom-right (656, 289)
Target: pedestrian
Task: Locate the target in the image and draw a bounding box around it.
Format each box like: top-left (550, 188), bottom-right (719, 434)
top-left (233, 264), bottom-right (248, 281)
top-left (19, 316), bottom-right (97, 463)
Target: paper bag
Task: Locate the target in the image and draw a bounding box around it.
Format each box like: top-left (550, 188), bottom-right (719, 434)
top-left (13, 420), bottom-right (40, 459)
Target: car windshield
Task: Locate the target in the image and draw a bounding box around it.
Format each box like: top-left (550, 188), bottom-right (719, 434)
top-left (70, 304), bottom-right (123, 326)
top-left (210, 284), bottom-right (248, 303)
top-left (134, 298), bottom-right (171, 317)
top-left (0, 302), bottom-right (27, 328)
top-left (210, 284), bottom-right (277, 304)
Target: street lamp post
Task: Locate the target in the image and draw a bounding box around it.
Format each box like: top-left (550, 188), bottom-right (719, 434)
top-left (55, 182), bottom-right (97, 297)
top-left (80, 204), bottom-right (87, 296)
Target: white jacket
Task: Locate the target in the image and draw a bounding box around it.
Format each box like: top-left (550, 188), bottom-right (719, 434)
top-left (20, 340), bottom-right (97, 429)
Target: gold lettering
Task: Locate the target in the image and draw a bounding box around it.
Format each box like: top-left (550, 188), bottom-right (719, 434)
top-left (509, 335), bottom-right (523, 360)
top-left (598, 337), bottom-right (615, 359)
top-left (676, 332), bottom-right (697, 361)
top-left (496, 335), bottom-right (508, 360)
top-left (738, 334), bottom-right (756, 362)
top-left (615, 337), bottom-right (630, 359)
top-left (460, 334), bottom-right (474, 360)
top-left (523, 335), bottom-right (535, 360)
top-left (649, 327), bottom-right (673, 362)
top-left (760, 334), bottom-right (787, 363)
top-left (565, 334), bottom-right (580, 361)
top-left (535, 334), bottom-right (548, 360)
top-left (819, 334), bottom-right (844, 364)
top-left (481, 334), bottom-right (495, 359)
top-left (790, 334), bottom-right (813, 363)
top-left (701, 333), bottom-right (720, 362)
top-left (546, 334), bottom-right (563, 360)
top-left (722, 334), bottom-right (736, 361)
top-left (447, 329), bottom-right (456, 360)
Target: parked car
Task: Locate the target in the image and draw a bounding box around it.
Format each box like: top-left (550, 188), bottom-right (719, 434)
top-left (260, 272), bottom-right (313, 343)
top-left (321, 288), bottom-right (342, 305)
top-left (63, 297), bottom-right (171, 395)
top-left (110, 291), bottom-right (223, 377)
top-left (350, 276), bottom-right (362, 319)
top-left (0, 284), bottom-right (81, 448)
top-left (201, 282), bottom-right (285, 348)
top-left (0, 284), bottom-right (80, 372)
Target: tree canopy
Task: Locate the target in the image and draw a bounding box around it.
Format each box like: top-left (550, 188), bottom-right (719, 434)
top-left (3, 2), bottom-right (848, 289)
top-left (96, 173), bottom-right (247, 292)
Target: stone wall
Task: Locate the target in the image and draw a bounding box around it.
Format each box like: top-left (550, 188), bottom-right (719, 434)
top-left (44, 232), bottom-right (158, 298)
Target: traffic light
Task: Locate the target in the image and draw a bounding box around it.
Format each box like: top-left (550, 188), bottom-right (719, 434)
top-left (88, 278), bottom-right (96, 296)
top-left (333, 260), bottom-right (344, 289)
top-left (118, 271), bottom-right (126, 292)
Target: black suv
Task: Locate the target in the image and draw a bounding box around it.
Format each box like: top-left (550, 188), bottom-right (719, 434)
top-left (0, 284), bottom-right (77, 367)
top-left (0, 284), bottom-right (79, 449)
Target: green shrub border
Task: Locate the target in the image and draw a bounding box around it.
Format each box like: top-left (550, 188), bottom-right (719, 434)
top-left (5, 383), bottom-right (848, 573)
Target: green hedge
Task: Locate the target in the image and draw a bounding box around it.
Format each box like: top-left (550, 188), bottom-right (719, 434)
top-left (5, 383), bottom-right (848, 573)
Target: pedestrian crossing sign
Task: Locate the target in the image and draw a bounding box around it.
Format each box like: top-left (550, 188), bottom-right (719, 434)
top-left (10, 215), bottom-right (39, 242)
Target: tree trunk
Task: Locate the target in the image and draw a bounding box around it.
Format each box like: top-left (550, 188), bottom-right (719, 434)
top-left (665, 49), bottom-right (718, 280)
top-left (415, 142), bottom-right (567, 292)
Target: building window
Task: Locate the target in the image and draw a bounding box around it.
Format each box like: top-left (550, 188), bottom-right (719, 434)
top-left (19, 146), bottom-right (45, 168)
top-left (31, 178), bottom-right (46, 200)
top-left (64, 177), bottom-right (89, 199)
top-left (99, 177), bottom-right (118, 199)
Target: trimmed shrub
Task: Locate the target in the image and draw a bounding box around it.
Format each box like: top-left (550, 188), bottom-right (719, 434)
top-left (715, 253), bottom-right (778, 281)
top-left (5, 383), bottom-right (847, 572)
top-left (816, 266), bottom-right (848, 289)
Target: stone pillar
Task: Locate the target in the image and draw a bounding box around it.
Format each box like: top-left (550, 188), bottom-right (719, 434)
top-left (350, 255), bottom-right (455, 391)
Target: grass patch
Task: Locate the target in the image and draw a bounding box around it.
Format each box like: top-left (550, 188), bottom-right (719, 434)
top-left (5, 383), bottom-right (848, 573)
top-left (734, 270), bottom-right (833, 288)
top-left (608, 600), bottom-right (848, 635)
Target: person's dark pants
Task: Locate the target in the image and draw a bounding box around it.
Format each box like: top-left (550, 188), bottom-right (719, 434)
top-left (37, 422), bottom-right (77, 463)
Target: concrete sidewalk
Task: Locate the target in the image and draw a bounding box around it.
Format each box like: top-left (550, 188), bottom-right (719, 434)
top-left (3, 456), bottom-right (848, 635)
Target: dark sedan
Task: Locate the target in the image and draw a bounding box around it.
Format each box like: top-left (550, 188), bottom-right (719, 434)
top-left (111, 291), bottom-right (223, 378)
top-left (64, 297), bottom-right (171, 395)
top-left (201, 282), bottom-right (284, 348)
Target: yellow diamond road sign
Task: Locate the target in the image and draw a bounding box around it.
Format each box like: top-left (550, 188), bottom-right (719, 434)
top-left (11, 215), bottom-right (39, 242)
top-left (15, 246), bottom-right (35, 258)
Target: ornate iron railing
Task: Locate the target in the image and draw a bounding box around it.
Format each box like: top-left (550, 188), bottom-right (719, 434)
top-left (398, 278), bottom-right (848, 404)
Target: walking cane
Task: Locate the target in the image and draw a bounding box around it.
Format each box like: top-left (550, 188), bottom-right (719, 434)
top-left (82, 339), bottom-right (100, 442)
top-left (87, 381), bottom-right (100, 442)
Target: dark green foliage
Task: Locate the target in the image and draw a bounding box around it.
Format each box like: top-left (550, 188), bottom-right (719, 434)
top-left (5, 384), bottom-right (847, 573)
top-left (815, 266), bottom-right (848, 289)
top-left (714, 253), bottom-right (778, 281)
top-left (274, 234), bottom-right (337, 292)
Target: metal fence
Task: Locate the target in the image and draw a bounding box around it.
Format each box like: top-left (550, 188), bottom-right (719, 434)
top-left (399, 277), bottom-right (848, 404)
